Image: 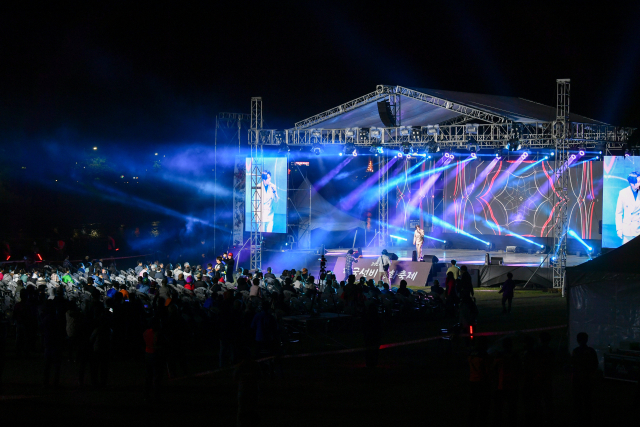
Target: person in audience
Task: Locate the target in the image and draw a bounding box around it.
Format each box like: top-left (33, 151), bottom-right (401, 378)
top-left (499, 272), bottom-right (516, 314)
top-left (446, 259), bottom-right (460, 280)
top-left (571, 332), bottom-right (598, 425)
top-left (396, 279), bottom-right (411, 297)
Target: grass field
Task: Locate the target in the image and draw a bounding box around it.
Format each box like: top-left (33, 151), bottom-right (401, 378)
top-left (0, 290), bottom-right (636, 426)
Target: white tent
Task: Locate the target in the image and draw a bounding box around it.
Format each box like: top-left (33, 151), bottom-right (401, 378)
top-left (567, 236), bottom-right (640, 367)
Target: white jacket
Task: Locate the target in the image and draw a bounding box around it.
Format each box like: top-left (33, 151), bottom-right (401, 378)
top-left (616, 186), bottom-right (640, 237)
top-left (413, 229), bottom-right (424, 245)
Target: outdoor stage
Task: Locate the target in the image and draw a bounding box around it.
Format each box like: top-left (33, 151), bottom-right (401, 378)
top-left (254, 246), bottom-right (592, 289)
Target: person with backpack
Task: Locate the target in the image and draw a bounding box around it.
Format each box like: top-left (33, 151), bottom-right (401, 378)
top-left (376, 249), bottom-right (391, 283)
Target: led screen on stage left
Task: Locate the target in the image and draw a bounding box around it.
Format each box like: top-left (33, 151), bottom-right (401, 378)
top-left (244, 157), bottom-right (287, 233)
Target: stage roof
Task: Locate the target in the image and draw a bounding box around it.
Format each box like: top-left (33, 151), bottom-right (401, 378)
top-left (296, 85), bottom-right (609, 129)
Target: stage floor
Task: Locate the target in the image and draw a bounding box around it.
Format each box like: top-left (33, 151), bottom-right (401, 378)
top-left (325, 246), bottom-right (591, 268)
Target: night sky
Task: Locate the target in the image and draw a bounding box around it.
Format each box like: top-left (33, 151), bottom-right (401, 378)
top-left (1, 2), bottom-right (640, 258)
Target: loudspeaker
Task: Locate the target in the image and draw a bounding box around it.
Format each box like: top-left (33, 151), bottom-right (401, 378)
top-left (377, 101), bottom-right (396, 127)
top-left (412, 251), bottom-right (418, 262)
top-left (423, 255), bottom-right (438, 263)
top-left (491, 257), bottom-right (503, 265)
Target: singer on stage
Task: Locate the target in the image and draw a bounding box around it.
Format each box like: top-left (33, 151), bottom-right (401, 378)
top-left (413, 225), bottom-right (425, 260)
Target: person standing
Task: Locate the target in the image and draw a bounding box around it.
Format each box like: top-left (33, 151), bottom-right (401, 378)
top-left (499, 272), bottom-right (516, 314)
top-left (376, 249), bottom-right (391, 283)
top-left (344, 249), bottom-right (361, 278)
top-left (225, 252), bottom-right (235, 284)
top-left (571, 332), bottom-right (599, 425)
top-left (413, 225), bottom-right (425, 260)
top-left (615, 171), bottom-right (640, 244)
top-left (446, 259), bottom-right (460, 280)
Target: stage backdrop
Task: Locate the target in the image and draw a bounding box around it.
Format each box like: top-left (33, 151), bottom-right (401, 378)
top-left (333, 257), bottom-right (432, 286)
top-left (444, 158), bottom-right (602, 239)
top-left (602, 156), bottom-right (640, 248)
top-left (244, 157), bottom-right (287, 233)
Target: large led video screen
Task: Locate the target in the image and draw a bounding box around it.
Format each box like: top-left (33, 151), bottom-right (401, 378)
top-left (602, 156), bottom-right (640, 248)
top-left (244, 157), bottom-right (287, 233)
top-left (444, 158), bottom-right (602, 238)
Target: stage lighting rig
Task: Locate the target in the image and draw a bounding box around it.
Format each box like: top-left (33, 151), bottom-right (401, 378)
top-left (278, 142), bottom-right (290, 153)
top-left (310, 129), bottom-right (322, 138)
top-left (426, 141), bottom-right (440, 154)
top-left (344, 143), bottom-right (357, 157)
top-left (426, 125), bottom-right (440, 136)
top-left (311, 143), bottom-right (324, 155)
top-left (399, 126), bottom-right (411, 136)
top-left (410, 126), bottom-right (421, 141)
top-left (370, 127), bottom-right (382, 139)
top-left (345, 128), bottom-right (357, 138)
top-left (358, 128), bottom-right (370, 142)
top-left (465, 123), bottom-right (479, 135)
top-left (467, 142), bottom-right (477, 159)
top-left (506, 138), bottom-right (521, 152)
top-left (401, 143), bottom-right (412, 155)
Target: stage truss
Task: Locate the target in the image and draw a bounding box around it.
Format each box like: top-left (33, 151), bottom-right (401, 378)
top-left (245, 81), bottom-right (634, 290)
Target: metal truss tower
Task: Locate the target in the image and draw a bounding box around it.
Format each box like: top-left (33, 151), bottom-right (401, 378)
top-left (250, 97), bottom-right (263, 271)
top-left (553, 79), bottom-right (570, 293)
top-left (378, 152), bottom-right (389, 247)
top-left (214, 112), bottom-right (250, 253)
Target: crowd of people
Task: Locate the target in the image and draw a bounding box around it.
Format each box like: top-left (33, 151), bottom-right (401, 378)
top-left (0, 252), bottom-right (607, 426)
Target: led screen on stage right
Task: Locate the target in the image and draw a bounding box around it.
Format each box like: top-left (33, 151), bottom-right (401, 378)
top-left (444, 158), bottom-right (602, 238)
top-left (602, 156), bottom-right (640, 248)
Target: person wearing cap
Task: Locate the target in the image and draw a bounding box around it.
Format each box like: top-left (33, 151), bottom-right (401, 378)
top-left (225, 253), bottom-right (235, 283)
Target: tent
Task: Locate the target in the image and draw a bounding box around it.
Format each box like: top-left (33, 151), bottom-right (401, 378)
top-left (291, 178), bottom-right (366, 248)
top-left (566, 236), bottom-right (640, 366)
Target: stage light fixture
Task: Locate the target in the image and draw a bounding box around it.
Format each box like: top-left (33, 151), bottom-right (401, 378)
top-left (311, 143), bottom-right (324, 155)
top-left (397, 152), bottom-right (403, 158)
top-left (399, 126), bottom-right (411, 136)
top-left (444, 152), bottom-right (454, 159)
top-left (507, 139), bottom-right (521, 152)
top-left (345, 128), bottom-right (356, 138)
top-left (426, 125), bottom-right (440, 135)
top-left (465, 124), bottom-right (479, 135)
top-left (311, 129), bottom-right (322, 138)
top-left (278, 142), bottom-right (290, 153)
top-left (344, 143), bottom-right (356, 156)
top-left (410, 127), bottom-right (422, 141)
top-left (494, 148), bottom-right (502, 158)
top-left (370, 127), bottom-right (382, 139)
top-left (402, 144), bottom-right (412, 155)
top-left (359, 128), bottom-right (370, 142)
top-left (470, 152), bottom-right (477, 159)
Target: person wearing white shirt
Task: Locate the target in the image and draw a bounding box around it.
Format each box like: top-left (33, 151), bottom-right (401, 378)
top-left (446, 259), bottom-right (460, 280)
top-left (616, 171), bottom-right (640, 244)
top-left (413, 225), bottom-right (425, 260)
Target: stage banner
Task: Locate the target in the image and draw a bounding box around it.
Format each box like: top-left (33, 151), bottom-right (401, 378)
top-left (233, 156), bottom-right (246, 246)
top-left (333, 257), bottom-right (432, 287)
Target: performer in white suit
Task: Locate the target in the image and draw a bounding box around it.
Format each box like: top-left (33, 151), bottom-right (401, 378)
top-left (616, 171), bottom-right (640, 244)
top-left (413, 225), bottom-right (425, 260)
top-left (261, 170), bottom-right (279, 232)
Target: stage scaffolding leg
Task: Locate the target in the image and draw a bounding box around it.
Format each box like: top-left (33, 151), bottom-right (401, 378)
top-left (553, 79), bottom-right (570, 295)
top-left (250, 97), bottom-right (263, 272)
top-left (378, 152), bottom-right (388, 248)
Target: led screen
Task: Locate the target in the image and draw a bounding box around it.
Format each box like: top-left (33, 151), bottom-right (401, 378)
top-left (444, 158), bottom-right (602, 238)
top-left (602, 156), bottom-right (640, 248)
top-left (244, 157), bottom-right (287, 233)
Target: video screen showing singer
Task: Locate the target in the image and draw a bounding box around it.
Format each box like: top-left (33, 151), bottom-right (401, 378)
top-left (616, 171), bottom-right (640, 244)
top-left (260, 170), bottom-right (280, 233)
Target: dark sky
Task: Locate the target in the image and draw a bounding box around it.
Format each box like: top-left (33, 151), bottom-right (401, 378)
top-left (2, 2), bottom-right (640, 148)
